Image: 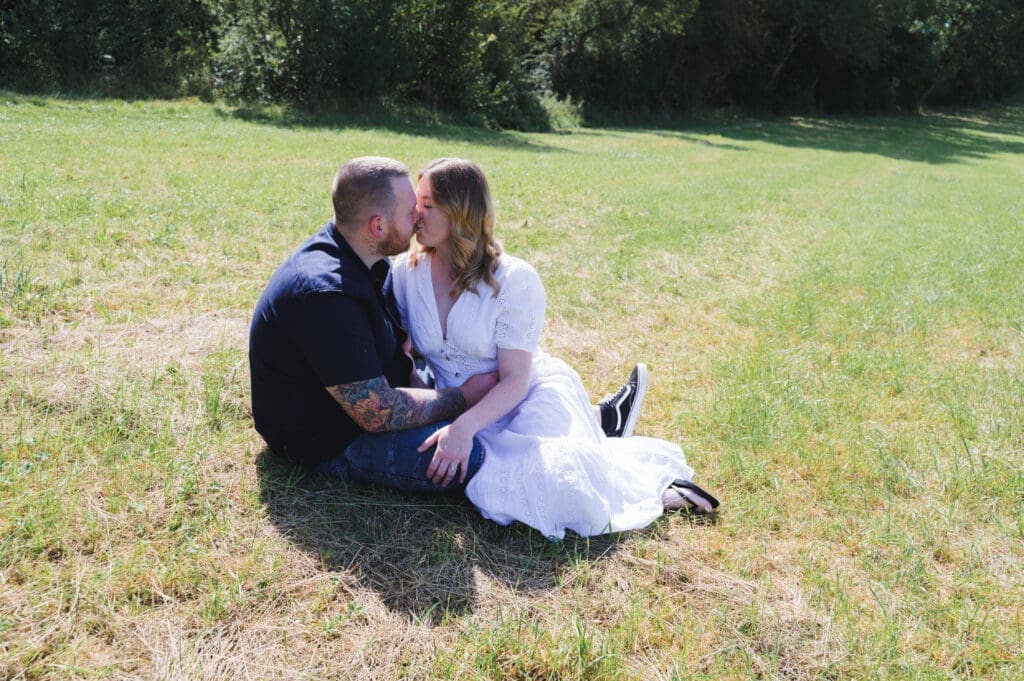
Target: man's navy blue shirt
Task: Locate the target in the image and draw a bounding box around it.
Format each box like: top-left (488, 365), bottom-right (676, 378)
top-left (248, 221), bottom-right (412, 469)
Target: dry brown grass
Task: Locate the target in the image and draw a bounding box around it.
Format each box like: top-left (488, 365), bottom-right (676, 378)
top-left (4, 94), bottom-right (1024, 679)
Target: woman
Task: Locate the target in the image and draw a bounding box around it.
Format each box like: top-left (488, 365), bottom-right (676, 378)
top-left (391, 158), bottom-right (718, 539)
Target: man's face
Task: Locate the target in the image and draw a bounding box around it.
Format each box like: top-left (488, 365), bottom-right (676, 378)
top-left (378, 176), bottom-right (418, 257)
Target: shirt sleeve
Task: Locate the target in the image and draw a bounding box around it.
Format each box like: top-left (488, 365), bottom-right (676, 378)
top-left (288, 291), bottom-right (385, 387)
top-left (494, 262), bottom-right (546, 352)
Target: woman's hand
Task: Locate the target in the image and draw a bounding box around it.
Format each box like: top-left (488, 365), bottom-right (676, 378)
top-left (420, 420), bottom-right (475, 485)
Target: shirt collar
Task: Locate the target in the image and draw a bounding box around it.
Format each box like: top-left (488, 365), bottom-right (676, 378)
top-left (328, 219), bottom-right (392, 292)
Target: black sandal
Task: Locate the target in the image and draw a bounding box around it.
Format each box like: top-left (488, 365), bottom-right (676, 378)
top-left (663, 479), bottom-right (720, 514)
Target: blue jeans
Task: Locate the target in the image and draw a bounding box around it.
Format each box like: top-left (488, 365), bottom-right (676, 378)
top-left (314, 420), bottom-right (485, 494)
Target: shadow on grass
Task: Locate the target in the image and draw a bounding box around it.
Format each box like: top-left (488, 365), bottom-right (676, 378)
top-left (215, 105), bottom-right (567, 154)
top-left (255, 448), bottom-right (641, 625)
top-left (643, 105), bottom-right (1024, 164)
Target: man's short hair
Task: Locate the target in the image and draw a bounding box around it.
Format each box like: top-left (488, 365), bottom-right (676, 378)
top-left (332, 157), bottom-right (410, 231)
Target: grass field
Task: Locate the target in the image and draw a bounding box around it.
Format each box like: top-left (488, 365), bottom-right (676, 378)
top-left (1, 92), bottom-right (1022, 679)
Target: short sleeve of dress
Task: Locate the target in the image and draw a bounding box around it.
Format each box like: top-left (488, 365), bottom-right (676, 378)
top-left (494, 261), bottom-right (546, 352)
top-left (388, 253), bottom-right (411, 329)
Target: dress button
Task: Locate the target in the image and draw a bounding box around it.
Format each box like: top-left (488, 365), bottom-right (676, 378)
top-left (455, 372), bottom-right (461, 378)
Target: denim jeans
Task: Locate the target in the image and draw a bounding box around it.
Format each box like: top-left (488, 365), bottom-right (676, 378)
top-left (314, 420), bottom-right (485, 494)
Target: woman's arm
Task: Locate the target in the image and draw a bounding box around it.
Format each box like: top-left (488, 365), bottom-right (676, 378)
top-left (420, 347), bottom-right (532, 485)
top-left (456, 347), bottom-right (531, 434)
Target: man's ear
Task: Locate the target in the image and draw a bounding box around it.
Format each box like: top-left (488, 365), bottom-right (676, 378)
top-left (366, 214), bottom-right (385, 241)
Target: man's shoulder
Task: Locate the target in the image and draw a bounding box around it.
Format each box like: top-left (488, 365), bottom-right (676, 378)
top-left (277, 221), bottom-right (376, 300)
top-left (287, 222), bottom-right (344, 293)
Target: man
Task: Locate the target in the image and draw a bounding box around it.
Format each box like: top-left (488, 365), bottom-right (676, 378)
top-left (249, 156), bottom-right (646, 493)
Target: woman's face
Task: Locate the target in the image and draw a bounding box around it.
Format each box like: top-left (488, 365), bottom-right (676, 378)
top-left (415, 175), bottom-right (452, 249)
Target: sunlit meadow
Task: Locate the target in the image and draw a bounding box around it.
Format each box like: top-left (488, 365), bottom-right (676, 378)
top-left (1, 93), bottom-right (1022, 678)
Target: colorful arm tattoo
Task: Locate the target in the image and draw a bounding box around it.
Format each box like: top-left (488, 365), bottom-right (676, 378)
top-left (326, 376), bottom-right (467, 432)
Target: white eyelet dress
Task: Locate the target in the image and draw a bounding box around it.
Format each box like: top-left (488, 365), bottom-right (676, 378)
top-left (391, 252), bottom-right (694, 540)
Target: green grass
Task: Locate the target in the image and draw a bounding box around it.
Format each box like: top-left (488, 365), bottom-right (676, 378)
top-left (2, 92), bottom-right (1023, 679)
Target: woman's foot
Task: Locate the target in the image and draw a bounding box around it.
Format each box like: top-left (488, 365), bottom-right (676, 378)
top-left (598, 363), bottom-right (648, 437)
top-left (662, 479), bottom-right (720, 514)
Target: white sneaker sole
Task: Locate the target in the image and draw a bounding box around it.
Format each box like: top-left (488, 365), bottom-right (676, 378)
top-left (621, 363), bottom-right (648, 437)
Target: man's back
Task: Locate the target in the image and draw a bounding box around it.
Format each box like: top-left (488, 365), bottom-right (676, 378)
top-left (248, 221), bottom-right (411, 469)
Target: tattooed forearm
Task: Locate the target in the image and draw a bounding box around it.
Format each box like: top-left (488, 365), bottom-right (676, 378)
top-left (326, 376), bottom-right (467, 432)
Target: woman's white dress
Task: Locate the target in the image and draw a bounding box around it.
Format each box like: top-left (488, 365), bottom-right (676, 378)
top-left (391, 252), bottom-right (694, 539)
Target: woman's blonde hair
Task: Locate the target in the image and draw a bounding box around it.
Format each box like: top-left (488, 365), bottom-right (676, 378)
top-left (410, 158), bottom-right (502, 298)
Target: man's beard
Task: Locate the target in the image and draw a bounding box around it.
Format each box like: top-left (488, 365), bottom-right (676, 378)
top-left (376, 223), bottom-right (411, 257)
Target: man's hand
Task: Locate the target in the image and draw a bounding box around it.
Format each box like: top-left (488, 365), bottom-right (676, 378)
top-left (459, 371), bottom-right (499, 408)
top-left (419, 421), bottom-right (475, 485)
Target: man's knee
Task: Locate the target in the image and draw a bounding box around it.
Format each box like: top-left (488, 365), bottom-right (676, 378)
top-left (341, 424), bottom-right (484, 494)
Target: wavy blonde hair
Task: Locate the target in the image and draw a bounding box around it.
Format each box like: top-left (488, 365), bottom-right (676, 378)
top-left (410, 158), bottom-right (502, 298)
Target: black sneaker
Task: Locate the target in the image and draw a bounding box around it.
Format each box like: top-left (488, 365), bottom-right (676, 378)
top-left (598, 363), bottom-right (648, 437)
